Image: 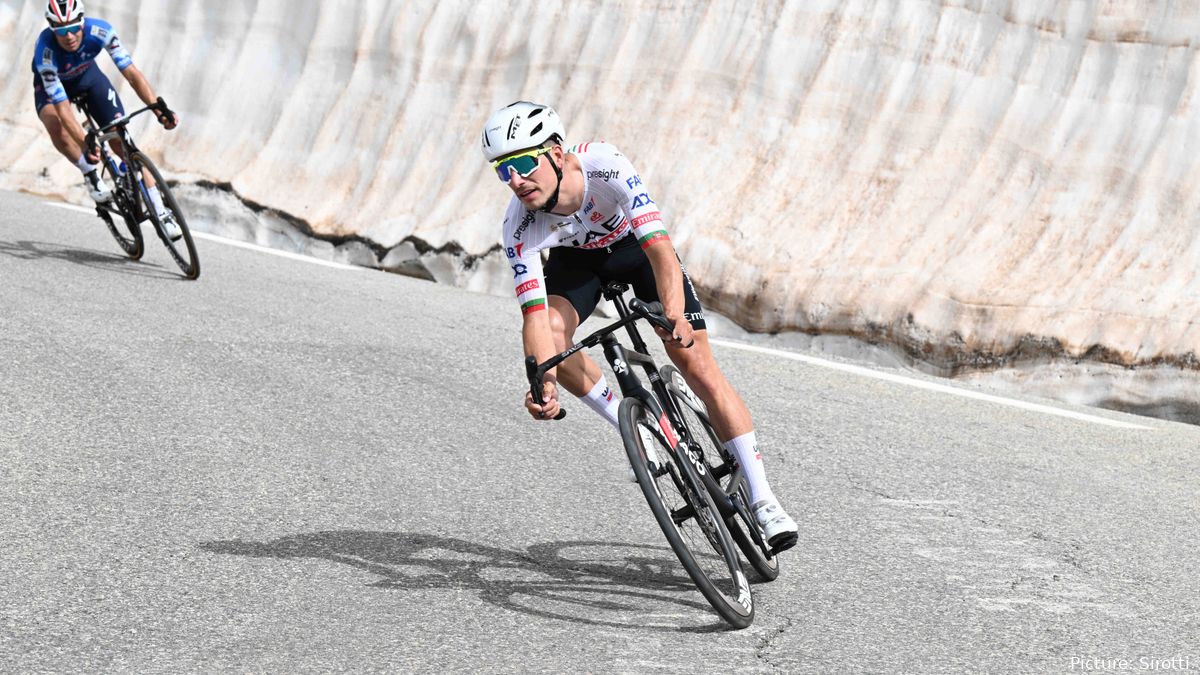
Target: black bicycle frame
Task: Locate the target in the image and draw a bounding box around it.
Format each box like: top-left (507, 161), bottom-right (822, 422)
top-left (77, 98), bottom-right (173, 222)
top-left (524, 283), bottom-right (766, 548)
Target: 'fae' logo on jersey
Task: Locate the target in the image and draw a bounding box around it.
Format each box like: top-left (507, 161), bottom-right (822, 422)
top-left (583, 198), bottom-right (595, 215)
top-left (505, 243), bottom-right (525, 259)
top-left (626, 176), bottom-right (643, 190)
top-left (631, 193), bottom-right (656, 209)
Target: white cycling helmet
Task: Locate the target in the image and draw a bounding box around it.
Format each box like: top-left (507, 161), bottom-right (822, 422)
top-left (480, 101), bottom-right (565, 161)
top-left (46, 0), bottom-right (84, 23)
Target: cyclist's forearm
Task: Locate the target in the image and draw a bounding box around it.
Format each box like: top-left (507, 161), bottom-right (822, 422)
top-left (121, 65), bottom-right (158, 107)
top-left (521, 311), bottom-right (559, 381)
top-left (644, 241), bottom-right (685, 320)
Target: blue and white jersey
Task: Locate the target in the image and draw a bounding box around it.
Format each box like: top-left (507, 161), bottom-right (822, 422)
top-left (31, 17), bottom-right (133, 105)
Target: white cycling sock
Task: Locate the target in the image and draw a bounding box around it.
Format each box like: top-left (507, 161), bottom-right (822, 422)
top-left (146, 185), bottom-right (166, 216)
top-left (580, 375), bottom-right (620, 430)
top-left (724, 431), bottom-right (776, 506)
top-left (75, 153), bottom-right (98, 175)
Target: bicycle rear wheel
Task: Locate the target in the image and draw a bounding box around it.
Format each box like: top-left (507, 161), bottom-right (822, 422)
top-left (96, 157), bottom-right (144, 260)
top-left (619, 396), bottom-right (754, 628)
top-left (130, 152), bottom-right (200, 279)
top-left (659, 365), bottom-right (780, 582)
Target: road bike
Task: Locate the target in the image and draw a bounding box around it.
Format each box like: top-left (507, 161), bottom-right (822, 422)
top-left (525, 282), bottom-right (782, 629)
top-left (75, 95), bottom-right (200, 279)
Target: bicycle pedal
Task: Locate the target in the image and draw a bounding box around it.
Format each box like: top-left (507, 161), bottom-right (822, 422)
top-left (767, 531), bottom-right (798, 555)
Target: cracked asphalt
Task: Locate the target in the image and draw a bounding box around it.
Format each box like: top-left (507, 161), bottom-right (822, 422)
top-left (2, 189), bottom-right (1199, 672)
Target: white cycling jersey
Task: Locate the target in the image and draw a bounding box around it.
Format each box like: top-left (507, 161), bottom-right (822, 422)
top-left (501, 142), bottom-right (669, 315)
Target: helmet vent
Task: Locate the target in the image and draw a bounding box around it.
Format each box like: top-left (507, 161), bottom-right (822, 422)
top-left (529, 108), bottom-right (544, 118)
top-left (529, 123), bottom-right (543, 136)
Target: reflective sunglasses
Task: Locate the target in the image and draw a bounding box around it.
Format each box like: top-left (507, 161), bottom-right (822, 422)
top-left (51, 20), bottom-right (84, 36)
top-left (492, 147), bottom-right (552, 182)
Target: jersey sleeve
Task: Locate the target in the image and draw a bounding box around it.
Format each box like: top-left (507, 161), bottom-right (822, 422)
top-left (592, 144), bottom-right (669, 250)
top-left (33, 37), bottom-right (68, 105)
top-left (91, 19), bottom-right (133, 70)
top-left (502, 205), bottom-right (548, 316)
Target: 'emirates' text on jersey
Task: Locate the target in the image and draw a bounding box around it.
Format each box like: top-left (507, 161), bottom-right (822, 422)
top-left (32, 17), bottom-right (133, 105)
top-left (502, 142), bottom-right (669, 315)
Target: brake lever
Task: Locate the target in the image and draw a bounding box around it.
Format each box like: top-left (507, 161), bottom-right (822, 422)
top-left (629, 299), bottom-right (675, 335)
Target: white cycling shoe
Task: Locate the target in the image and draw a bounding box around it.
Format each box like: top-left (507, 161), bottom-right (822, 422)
top-left (84, 170), bottom-right (112, 203)
top-left (154, 212), bottom-right (183, 241)
top-left (753, 499), bottom-right (799, 553)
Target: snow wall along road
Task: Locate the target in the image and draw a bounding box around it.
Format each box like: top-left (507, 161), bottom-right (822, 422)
top-left (3, 0), bottom-right (1199, 420)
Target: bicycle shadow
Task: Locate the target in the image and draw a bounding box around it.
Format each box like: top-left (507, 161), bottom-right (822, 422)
top-left (199, 531), bottom-right (729, 632)
top-left (0, 239), bottom-right (175, 279)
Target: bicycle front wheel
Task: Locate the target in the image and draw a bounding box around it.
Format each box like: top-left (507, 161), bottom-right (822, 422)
top-left (659, 365), bottom-right (780, 582)
top-left (619, 396), bottom-right (754, 628)
top-left (131, 152), bottom-right (200, 280)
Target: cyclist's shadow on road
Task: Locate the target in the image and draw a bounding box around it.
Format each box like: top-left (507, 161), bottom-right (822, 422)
top-left (200, 531), bottom-right (727, 632)
top-left (0, 239), bottom-right (175, 279)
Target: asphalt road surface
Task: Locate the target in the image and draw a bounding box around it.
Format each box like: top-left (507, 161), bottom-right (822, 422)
top-left (2, 189), bottom-right (1198, 672)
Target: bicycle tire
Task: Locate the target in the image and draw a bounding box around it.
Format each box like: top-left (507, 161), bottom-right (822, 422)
top-left (619, 396), bottom-right (754, 628)
top-left (130, 152), bottom-right (200, 279)
top-left (659, 365), bottom-right (780, 582)
top-left (97, 157), bottom-right (144, 260)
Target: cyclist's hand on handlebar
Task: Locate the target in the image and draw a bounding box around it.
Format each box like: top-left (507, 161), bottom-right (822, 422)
top-left (155, 108), bottom-right (179, 130)
top-left (154, 98), bottom-right (179, 130)
top-left (525, 380), bottom-right (561, 421)
top-left (657, 316), bottom-right (696, 349)
top-left (85, 145), bottom-right (101, 164)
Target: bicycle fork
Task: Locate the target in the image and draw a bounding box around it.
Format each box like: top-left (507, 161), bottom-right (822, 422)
top-left (604, 336), bottom-right (720, 526)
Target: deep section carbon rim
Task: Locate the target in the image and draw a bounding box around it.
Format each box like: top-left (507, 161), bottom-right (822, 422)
top-left (621, 397), bottom-right (753, 628)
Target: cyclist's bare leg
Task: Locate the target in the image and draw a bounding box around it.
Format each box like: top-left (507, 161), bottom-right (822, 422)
top-left (664, 329), bottom-right (795, 533)
top-left (38, 105), bottom-right (86, 163)
top-left (547, 295), bottom-right (605, 397)
top-left (664, 330), bottom-right (753, 443)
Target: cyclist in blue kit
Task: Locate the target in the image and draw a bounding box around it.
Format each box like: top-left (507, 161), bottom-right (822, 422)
top-left (482, 101), bottom-right (799, 552)
top-left (32, 0), bottom-right (182, 239)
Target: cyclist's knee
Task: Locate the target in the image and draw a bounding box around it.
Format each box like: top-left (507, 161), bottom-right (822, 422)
top-left (38, 107), bottom-right (66, 136)
top-left (671, 346), bottom-right (725, 397)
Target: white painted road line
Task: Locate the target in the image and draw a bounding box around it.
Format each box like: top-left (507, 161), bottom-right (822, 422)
top-left (710, 338), bottom-right (1152, 430)
top-left (45, 201), bottom-right (100, 215)
top-left (45, 201), bottom-right (362, 271)
top-left (189, 233), bottom-right (363, 271)
top-left (41, 200), bottom-right (1153, 430)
